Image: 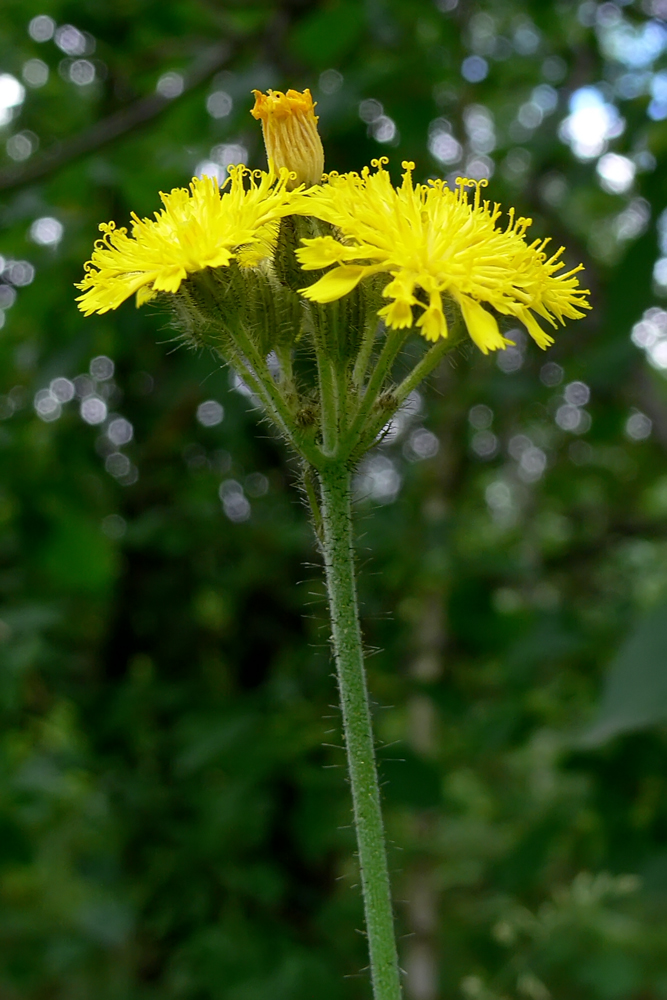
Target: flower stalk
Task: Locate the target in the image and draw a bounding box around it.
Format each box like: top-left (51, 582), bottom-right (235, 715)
top-left (76, 85), bottom-right (591, 1000)
top-left (318, 464), bottom-right (402, 1000)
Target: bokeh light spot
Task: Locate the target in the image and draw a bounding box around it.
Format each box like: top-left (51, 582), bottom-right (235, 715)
top-left (6, 131), bottom-right (37, 162)
top-left (90, 356), bottom-right (114, 380)
top-left (196, 400), bottom-right (224, 427)
top-left (30, 217), bottom-right (63, 246)
top-left (69, 59), bottom-right (95, 86)
top-left (5, 261), bottom-right (35, 286)
top-left (157, 72), bottom-right (184, 99)
top-left (28, 15), bottom-right (55, 42)
top-left (81, 397), bottom-right (107, 425)
top-left (54, 24), bottom-right (89, 56)
top-left (461, 56), bottom-right (488, 82)
top-left (596, 152), bottom-right (635, 193)
top-left (219, 480), bottom-right (251, 522)
top-left (107, 417), bottom-right (133, 446)
top-left (101, 514), bottom-right (127, 539)
top-left (625, 410), bottom-right (652, 440)
top-left (206, 91), bottom-right (232, 118)
top-left (319, 69), bottom-right (343, 94)
top-left (50, 377), bottom-right (74, 402)
top-left (22, 58), bottom-right (49, 87)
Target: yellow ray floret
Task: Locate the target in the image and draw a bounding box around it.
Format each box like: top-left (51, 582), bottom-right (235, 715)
top-left (291, 159), bottom-right (590, 353)
top-left (251, 88), bottom-right (324, 190)
top-left (76, 166), bottom-right (297, 316)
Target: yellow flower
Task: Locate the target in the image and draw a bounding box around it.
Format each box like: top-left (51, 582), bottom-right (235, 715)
top-left (292, 159), bottom-right (590, 353)
top-left (251, 88), bottom-right (324, 190)
top-left (76, 167), bottom-right (296, 316)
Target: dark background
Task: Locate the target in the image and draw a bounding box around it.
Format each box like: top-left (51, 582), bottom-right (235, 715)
top-left (0, 0), bottom-right (666, 997)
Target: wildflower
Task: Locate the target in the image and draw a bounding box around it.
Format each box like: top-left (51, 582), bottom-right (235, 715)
top-left (76, 167), bottom-right (296, 316)
top-left (293, 158), bottom-right (590, 353)
top-left (251, 88), bottom-right (324, 190)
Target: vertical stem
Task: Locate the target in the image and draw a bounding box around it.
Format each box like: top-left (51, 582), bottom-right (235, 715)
top-left (318, 464), bottom-right (402, 1000)
top-left (301, 462), bottom-right (324, 548)
top-left (316, 349), bottom-right (339, 455)
top-left (276, 343), bottom-right (296, 400)
top-left (352, 319), bottom-right (379, 389)
top-left (335, 357), bottom-right (349, 439)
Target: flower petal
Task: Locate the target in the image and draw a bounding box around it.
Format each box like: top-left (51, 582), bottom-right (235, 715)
top-left (378, 298), bottom-right (414, 329)
top-left (517, 307), bottom-right (556, 349)
top-left (300, 265), bottom-right (370, 303)
top-left (458, 296), bottom-right (509, 354)
top-left (416, 305), bottom-right (448, 342)
top-left (251, 88), bottom-right (324, 189)
top-left (152, 267), bottom-right (188, 293)
top-left (136, 285), bottom-right (158, 306)
top-left (297, 235), bottom-right (366, 269)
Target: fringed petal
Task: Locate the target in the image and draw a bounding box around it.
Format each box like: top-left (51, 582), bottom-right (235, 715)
top-left (458, 295), bottom-right (511, 354)
top-left (300, 265), bottom-right (376, 303)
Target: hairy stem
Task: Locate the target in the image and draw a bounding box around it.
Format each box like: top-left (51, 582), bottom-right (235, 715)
top-left (276, 343), bottom-right (297, 400)
top-left (301, 463), bottom-right (324, 548)
top-left (230, 325), bottom-right (294, 431)
top-left (343, 327), bottom-right (408, 455)
top-left (318, 465), bottom-right (402, 1000)
top-left (392, 323), bottom-right (466, 408)
top-left (356, 323), bottom-right (467, 456)
top-left (225, 348), bottom-right (286, 429)
top-left (352, 320), bottom-right (379, 390)
top-left (316, 349), bottom-right (340, 455)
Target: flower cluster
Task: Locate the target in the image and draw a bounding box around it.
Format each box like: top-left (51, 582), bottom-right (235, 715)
top-left (77, 89), bottom-right (589, 355)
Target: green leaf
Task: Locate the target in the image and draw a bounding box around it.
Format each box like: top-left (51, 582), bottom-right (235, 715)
top-left (580, 603), bottom-right (667, 746)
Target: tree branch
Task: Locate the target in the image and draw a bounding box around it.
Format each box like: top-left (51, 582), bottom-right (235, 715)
top-left (0, 42), bottom-right (231, 194)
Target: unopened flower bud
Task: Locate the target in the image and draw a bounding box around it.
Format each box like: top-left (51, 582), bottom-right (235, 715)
top-left (251, 88), bottom-right (324, 189)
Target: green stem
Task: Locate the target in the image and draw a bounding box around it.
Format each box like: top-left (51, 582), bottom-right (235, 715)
top-left (301, 462), bottom-right (324, 547)
top-left (356, 324), bottom-right (467, 456)
top-left (318, 465), bottom-right (402, 1000)
top-left (343, 327), bottom-right (407, 455)
top-left (316, 348), bottom-right (339, 455)
top-left (335, 356), bottom-right (349, 441)
top-left (231, 326), bottom-right (295, 431)
top-left (225, 347), bottom-right (286, 429)
top-left (276, 343), bottom-right (296, 400)
top-left (352, 319), bottom-right (379, 390)
top-left (228, 329), bottom-right (322, 467)
top-left (392, 322), bottom-right (466, 408)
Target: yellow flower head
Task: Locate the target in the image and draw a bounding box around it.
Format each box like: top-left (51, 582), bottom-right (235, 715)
top-left (292, 159), bottom-right (590, 353)
top-left (251, 88), bottom-right (324, 190)
top-left (76, 166), bottom-right (296, 316)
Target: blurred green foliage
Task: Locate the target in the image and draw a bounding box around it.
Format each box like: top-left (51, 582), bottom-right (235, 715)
top-left (0, 0), bottom-right (666, 997)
